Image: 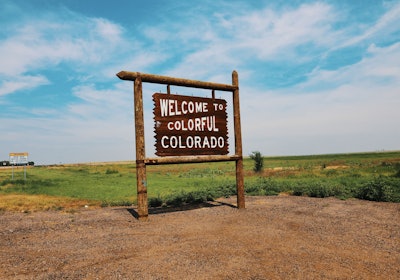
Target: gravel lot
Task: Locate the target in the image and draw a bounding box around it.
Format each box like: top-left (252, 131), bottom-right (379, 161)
top-left (1, 196), bottom-right (399, 279)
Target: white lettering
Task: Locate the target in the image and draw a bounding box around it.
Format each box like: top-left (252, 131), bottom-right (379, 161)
top-left (201, 116), bottom-right (207, 131)
top-left (218, 136), bottom-right (225, 148)
top-left (187, 136), bottom-right (194, 148)
top-left (195, 118), bottom-right (201, 131)
top-left (188, 101), bottom-right (194, 113)
top-left (214, 116), bottom-right (219, 132)
top-left (164, 116), bottom-right (219, 132)
top-left (170, 136), bottom-right (178, 148)
top-left (160, 99), bottom-right (169, 117)
top-left (194, 136), bottom-right (201, 147)
top-left (161, 136), bottom-right (169, 148)
top-left (206, 116), bottom-right (214, 131)
top-left (174, 100), bottom-right (181, 116)
top-left (213, 103), bottom-right (224, 111)
top-left (180, 120), bottom-right (187, 131)
top-left (159, 99), bottom-right (223, 117)
top-left (202, 137), bottom-right (210, 148)
top-left (168, 100), bottom-right (174, 116)
top-left (181, 101), bottom-right (188, 114)
top-left (187, 119), bottom-right (194, 130)
top-left (174, 121), bottom-right (181, 130)
top-left (160, 136), bottom-right (225, 150)
top-left (195, 102), bottom-right (208, 113)
top-left (210, 136), bottom-right (217, 148)
top-left (178, 136), bottom-right (186, 148)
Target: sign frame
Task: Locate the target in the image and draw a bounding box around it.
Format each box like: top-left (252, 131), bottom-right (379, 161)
top-left (117, 70), bottom-right (245, 220)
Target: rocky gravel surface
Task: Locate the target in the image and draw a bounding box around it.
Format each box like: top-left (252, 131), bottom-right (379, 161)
top-left (1, 196), bottom-right (399, 279)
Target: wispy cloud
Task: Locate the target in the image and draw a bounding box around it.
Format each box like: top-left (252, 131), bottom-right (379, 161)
top-left (0, 7), bottom-right (128, 95)
top-left (146, 2), bottom-right (340, 85)
top-left (225, 3), bottom-right (337, 59)
top-left (0, 75), bottom-right (49, 96)
top-left (302, 42), bottom-right (400, 90)
top-left (337, 2), bottom-right (400, 49)
top-left (241, 41), bottom-right (400, 155)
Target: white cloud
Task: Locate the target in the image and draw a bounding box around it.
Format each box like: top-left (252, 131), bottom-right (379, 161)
top-left (0, 81), bottom-right (136, 164)
top-left (68, 83), bottom-right (133, 119)
top-left (230, 3), bottom-right (337, 59)
top-left (240, 42), bottom-right (400, 155)
top-left (333, 2), bottom-right (400, 49)
top-left (0, 75), bottom-right (49, 96)
top-left (0, 9), bottom-right (129, 96)
top-left (0, 116), bottom-right (135, 164)
top-left (94, 18), bottom-right (124, 43)
top-left (302, 42), bottom-right (400, 90)
top-left (159, 2), bottom-right (339, 82)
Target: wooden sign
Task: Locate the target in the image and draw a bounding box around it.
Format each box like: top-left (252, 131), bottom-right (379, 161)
top-left (153, 93), bottom-right (228, 156)
top-left (117, 70), bottom-right (245, 220)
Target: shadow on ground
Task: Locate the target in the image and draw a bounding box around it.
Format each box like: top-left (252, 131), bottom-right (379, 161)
top-left (126, 200), bottom-right (237, 220)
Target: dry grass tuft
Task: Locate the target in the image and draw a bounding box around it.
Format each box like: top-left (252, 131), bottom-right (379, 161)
top-left (0, 194), bottom-right (100, 213)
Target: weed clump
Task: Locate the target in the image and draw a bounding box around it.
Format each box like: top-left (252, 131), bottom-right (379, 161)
top-left (250, 151), bottom-right (264, 173)
top-left (146, 183), bottom-right (237, 208)
top-left (149, 196), bottom-right (163, 207)
top-left (394, 163), bottom-right (400, 178)
top-left (105, 169), bottom-right (119, 174)
top-left (356, 176), bottom-right (400, 202)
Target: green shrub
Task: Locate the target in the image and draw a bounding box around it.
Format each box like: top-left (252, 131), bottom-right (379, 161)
top-left (394, 163), bottom-right (400, 178)
top-left (245, 181), bottom-right (264, 195)
top-left (292, 186), bottom-right (304, 196)
top-left (1, 179), bottom-right (27, 186)
top-left (291, 181), bottom-right (345, 198)
top-left (149, 196), bottom-right (163, 207)
top-left (261, 178), bottom-right (287, 195)
top-left (164, 192), bottom-right (186, 207)
top-left (250, 151), bottom-right (264, 173)
top-left (357, 176), bottom-right (400, 202)
top-left (307, 182), bottom-right (337, 198)
top-left (160, 183), bottom-right (237, 208)
top-left (322, 169), bottom-right (338, 177)
top-left (105, 169), bottom-right (119, 174)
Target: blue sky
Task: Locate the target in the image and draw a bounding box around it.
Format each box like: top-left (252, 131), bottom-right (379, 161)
top-left (1, 0), bottom-right (399, 165)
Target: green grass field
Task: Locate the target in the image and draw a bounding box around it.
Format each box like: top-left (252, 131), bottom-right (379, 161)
top-left (1, 151), bottom-right (399, 211)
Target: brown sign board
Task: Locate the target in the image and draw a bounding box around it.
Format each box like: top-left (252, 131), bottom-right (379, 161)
top-left (153, 93), bottom-right (228, 156)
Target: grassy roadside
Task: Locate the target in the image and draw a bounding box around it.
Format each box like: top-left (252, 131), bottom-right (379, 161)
top-left (0, 194), bottom-right (100, 213)
top-left (1, 151), bottom-right (399, 212)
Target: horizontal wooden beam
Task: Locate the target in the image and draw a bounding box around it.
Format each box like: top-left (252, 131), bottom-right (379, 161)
top-left (145, 155), bottom-right (241, 165)
top-left (116, 71), bottom-right (237, 92)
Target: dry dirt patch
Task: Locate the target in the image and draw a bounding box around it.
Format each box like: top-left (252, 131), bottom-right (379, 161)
top-left (1, 196), bottom-right (399, 279)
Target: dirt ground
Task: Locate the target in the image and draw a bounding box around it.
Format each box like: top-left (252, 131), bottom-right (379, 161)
top-left (1, 196), bottom-right (399, 280)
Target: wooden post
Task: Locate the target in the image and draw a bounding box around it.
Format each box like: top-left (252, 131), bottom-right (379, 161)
top-left (232, 71), bottom-right (245, 209)
top-left (134, 76), bottom-right (148, 220)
